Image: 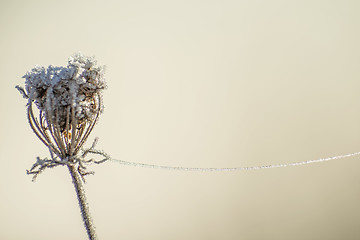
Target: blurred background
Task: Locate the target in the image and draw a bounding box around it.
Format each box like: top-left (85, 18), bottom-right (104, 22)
top-left (1, 0), bottom-right (360, 239)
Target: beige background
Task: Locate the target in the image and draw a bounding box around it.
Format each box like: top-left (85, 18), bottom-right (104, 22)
top-left (1, 0), bottom-right (360, 239)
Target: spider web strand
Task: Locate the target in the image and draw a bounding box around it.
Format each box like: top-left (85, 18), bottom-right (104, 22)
top-left (109, 151), bottom-right (360, 172)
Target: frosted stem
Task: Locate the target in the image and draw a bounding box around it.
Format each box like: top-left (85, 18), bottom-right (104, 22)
top-left (68, 165), bottom-right (98, 240)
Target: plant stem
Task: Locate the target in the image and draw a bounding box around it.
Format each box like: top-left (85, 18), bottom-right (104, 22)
top-left (68, 165), bottom-right (98, 240)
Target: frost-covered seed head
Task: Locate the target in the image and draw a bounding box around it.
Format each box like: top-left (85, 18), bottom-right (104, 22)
top-left (17, 53), bottom-right (106, 159)
top-left (22, 53), bottom-right (106, 131)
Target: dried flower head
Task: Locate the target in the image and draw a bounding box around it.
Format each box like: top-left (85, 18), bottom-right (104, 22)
top-left (17, 53), bottom-right (109, 180)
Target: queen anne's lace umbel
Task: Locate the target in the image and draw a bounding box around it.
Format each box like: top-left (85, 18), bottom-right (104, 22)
top-left (22, 54), bottom-right (105, 129)
top-left (16, 53), bottom-right (109, 181)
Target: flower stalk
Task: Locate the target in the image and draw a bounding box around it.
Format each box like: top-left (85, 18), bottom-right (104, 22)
top-left (68, 164), bottom-right (97, 240)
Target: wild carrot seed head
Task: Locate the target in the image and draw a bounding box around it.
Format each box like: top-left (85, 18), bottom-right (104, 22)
top-left (17, 53), bottom-right (106, 159)
top-left (22, 53), bottom-right (106, 130)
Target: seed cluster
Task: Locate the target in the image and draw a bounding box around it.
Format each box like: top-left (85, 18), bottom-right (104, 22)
top-left (20, 53), bottom-right (106, 131)
top-left (17, 54), bottom-right (107, 165)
